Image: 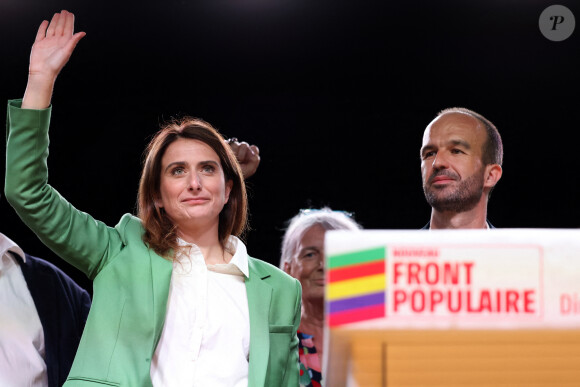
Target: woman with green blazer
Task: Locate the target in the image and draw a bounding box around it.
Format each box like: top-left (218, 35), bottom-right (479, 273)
top-left (5, 10), bottom-right (301, 386)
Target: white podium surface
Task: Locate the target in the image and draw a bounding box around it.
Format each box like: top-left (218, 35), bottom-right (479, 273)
top-left (324, 229), bottom-right (580, 387)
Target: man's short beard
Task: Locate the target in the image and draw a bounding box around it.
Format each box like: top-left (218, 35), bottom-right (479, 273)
top-left (423, 169), bottom-right (485, 213)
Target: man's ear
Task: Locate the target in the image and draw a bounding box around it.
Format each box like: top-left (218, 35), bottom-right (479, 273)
top-left (484, 164), bottom-right (503, 189)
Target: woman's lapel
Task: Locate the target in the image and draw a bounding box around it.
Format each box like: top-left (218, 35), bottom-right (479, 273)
top-left (150, 251), bottom-right (173, 348)
top-left (246, 258), bottom-right (273, 387)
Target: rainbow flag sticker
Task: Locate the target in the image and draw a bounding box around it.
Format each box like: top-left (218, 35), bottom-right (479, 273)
top-left (326, 246), bottom-right (387, 327)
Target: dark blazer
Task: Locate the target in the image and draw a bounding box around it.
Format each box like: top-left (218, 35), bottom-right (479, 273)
top-left (421, 221), bottom-right (495, 229)
top-left (12, 252), bottom-right (91, 387)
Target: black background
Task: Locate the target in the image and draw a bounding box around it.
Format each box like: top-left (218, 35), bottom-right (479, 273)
top-left (1, 0), bottom-right (579, 293)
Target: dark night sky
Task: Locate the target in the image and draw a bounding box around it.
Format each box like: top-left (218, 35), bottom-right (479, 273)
top-left (1, 0), bottom-right (579, 292)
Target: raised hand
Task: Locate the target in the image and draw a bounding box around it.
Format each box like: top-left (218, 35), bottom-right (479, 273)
top-left (23, 10), bottom-right (85, 109)
top-left (227, 138), bottom-right (261, 179)
top-left (29, 10), bottom-right (85, 78)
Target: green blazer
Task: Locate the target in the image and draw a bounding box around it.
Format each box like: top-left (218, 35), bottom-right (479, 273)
top-left (5, 100), bottom-right (302, 386)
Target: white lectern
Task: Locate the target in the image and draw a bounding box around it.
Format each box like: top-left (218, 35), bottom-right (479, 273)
top-left (324, 229), bottom-right (580, 387)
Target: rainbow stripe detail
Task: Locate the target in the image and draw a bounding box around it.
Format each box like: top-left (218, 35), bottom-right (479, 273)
top-left (326, 246), bottom-right (386, 327)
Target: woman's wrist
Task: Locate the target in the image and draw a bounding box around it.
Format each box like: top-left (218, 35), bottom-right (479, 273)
top-left (22, 73), bottom-right (56, 109)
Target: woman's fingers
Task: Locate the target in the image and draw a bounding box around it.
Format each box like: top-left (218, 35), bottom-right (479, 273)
top-left (34, 20), bottom-right (49, 43)
top-left (45, 10), bottom-right (76, 38)
top-left (66, 31), bottom-right (86, 54)
top-left (62, 10), bottom-right (76, 37)
top-left (54, 10), bottom-right (67, 37)
top-left (46, 12), bottom-right (59, 37)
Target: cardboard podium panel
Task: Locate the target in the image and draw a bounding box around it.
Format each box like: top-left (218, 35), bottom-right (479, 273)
top-left (324, 229), bottom-right (580, 387)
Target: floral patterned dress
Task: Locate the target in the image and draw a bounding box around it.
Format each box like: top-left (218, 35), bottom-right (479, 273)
top-left (298, 331), bottom-right (322, 387)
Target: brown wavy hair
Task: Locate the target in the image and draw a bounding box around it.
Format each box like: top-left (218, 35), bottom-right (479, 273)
top-left (137, 117), bottom-right (248, 259)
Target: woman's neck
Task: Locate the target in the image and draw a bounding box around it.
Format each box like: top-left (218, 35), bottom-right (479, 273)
top-left (177, 225), bottom-right (230, 264)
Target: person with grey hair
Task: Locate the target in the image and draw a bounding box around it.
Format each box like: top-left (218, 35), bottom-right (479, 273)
top-left (280, 207), bottom-right (362, 387)
top-left (420, 107), bottom-right (504, 229)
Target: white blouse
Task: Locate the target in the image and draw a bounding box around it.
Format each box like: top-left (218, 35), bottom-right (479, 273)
top-left (150, 236), bottom-right (250, 387)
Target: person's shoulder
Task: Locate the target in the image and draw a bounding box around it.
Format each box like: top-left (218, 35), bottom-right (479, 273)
top-left (117, 213), bottom-right (143, 228)
top-left (22, 253), bottom-right (91, 317)
top-left (23, 253), bottom-right (87, 292)
top-left (24, 253), bottom-right (64, 273)
top-left (115, 213), bottom-right (146, 242)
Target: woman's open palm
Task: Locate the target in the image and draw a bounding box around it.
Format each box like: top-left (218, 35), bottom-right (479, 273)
top-left (28, 10), bottom-right (85, 78)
